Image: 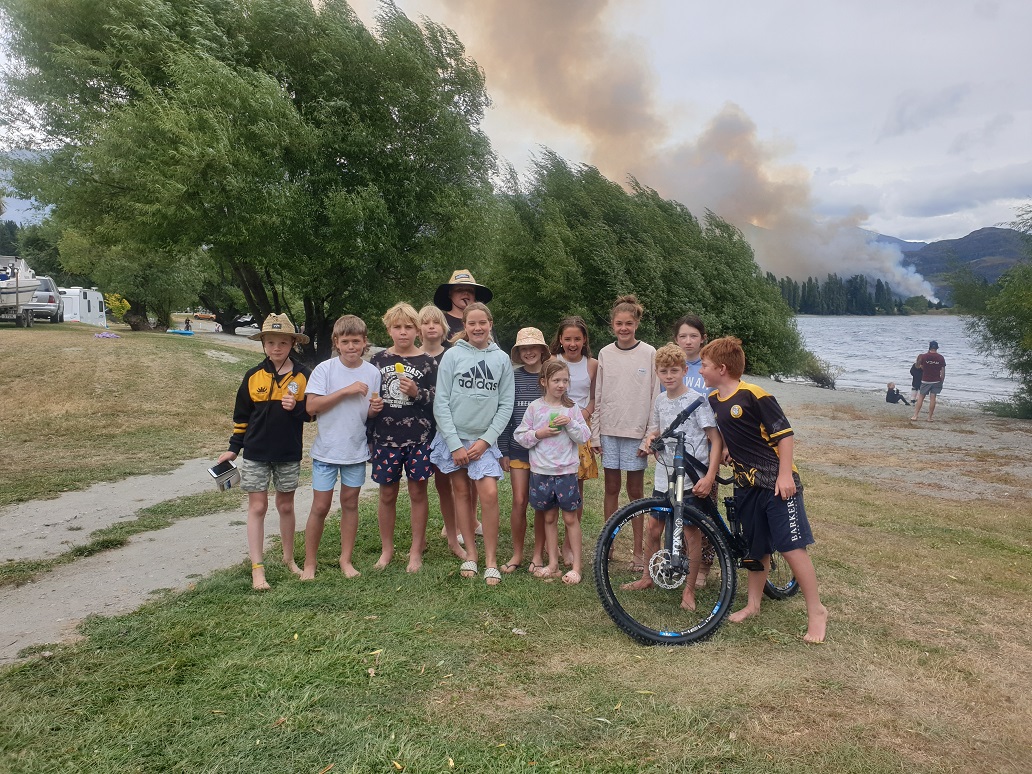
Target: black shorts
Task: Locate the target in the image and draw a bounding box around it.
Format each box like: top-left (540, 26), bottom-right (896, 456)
top-left (734, 486), bottom-right (814, 561)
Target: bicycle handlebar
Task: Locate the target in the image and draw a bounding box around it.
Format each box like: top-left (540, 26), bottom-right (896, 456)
top-left (649, 395), bottom-right (734, 487)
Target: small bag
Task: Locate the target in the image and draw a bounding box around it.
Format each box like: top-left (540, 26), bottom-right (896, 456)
top-left (578, 442), bottom-right (599, 481)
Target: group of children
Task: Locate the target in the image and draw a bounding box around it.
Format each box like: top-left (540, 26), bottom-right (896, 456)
top-left (222, 281), bottom-right (827, 643)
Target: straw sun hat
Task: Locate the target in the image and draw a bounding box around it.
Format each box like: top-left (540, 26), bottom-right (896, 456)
top-left (248, 313), bottom-right (310, 345)
top-left (433, 269), bottom-right (493, 310)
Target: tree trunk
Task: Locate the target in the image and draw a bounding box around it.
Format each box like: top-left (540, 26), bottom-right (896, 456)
top-left (123, 299), bottom-right (153, 331)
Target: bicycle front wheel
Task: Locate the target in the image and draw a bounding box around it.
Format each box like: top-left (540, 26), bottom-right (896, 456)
top-left (594, 498), bottom-right (737, 646)
top-left (763, 550), bottom-right (800, 599)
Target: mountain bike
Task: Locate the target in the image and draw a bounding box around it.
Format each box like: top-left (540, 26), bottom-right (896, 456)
top-left (594, 397), bottom-right (799, 645)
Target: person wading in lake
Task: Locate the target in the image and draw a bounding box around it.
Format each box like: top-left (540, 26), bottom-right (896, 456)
top-left (911, 341), bottom-right (946, 421)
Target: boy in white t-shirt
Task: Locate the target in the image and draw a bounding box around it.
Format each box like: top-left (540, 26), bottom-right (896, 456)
top-left (301, 315), bottom-right (382, 580)
top-left (623, 344), bottom-right (722, 612)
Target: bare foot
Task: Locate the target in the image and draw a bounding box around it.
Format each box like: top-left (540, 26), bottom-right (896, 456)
top-left (680, 588), bottom-right (696, 611)
top-left (300, 564), bottom-right (316, 581)
top-left (286, 561), bottom-right (303, 577)
top-left (620, 577), bottom-right (653, 590)
top-left (728, 605), bottom-right (760, 623)
top-left (373, 551), bottom-right (393, 570)
top-left (339, 558), bottom-right (361, 578)
top-left (562, 552), bottom-right (574, 568)
top-left (803, 605), bottom-right (829, 644)
top-left (251, 565), bottom-right (271, 591)
top-left (406, 553), bottom-right (423, 573)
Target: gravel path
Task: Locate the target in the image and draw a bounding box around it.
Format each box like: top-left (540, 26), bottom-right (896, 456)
top-left (2, 375), bottom-right (1028, 663)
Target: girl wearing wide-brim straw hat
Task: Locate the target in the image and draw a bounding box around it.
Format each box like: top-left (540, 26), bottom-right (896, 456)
top-left (497, 327), bottom-right (552, 574)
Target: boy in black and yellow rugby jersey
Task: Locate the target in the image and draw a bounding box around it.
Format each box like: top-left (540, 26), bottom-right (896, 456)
top-left (217, 314), bottom-right (311, 590)
top-left (700, 336), bottom-right (828, 644)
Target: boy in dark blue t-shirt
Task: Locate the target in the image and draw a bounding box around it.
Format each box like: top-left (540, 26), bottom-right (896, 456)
top-left (700, 336), bottom-right (828, 644)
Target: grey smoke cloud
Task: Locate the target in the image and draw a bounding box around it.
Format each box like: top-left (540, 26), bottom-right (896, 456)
top-left (880, 84), bottom-right (971, 139)
top-left (439, 0), bottom-right (936, 298)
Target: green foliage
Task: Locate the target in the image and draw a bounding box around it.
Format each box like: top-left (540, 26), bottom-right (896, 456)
top-left (0, 219), bottom-right (18, 254)
top-left (0, 0), bottom-right (495, 355)
top-left (949, 203), bottom-right (1032, 416)
top-left (104, 292), bottom-right (130, 322)
top-left (482, 154), bottom-right (806, 375)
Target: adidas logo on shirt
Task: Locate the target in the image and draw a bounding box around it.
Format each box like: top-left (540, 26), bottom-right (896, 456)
top-left (458, 360), bottom-right (498, 391)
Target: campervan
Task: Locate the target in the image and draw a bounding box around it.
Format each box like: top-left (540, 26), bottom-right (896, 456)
top-left (60, 287), bottom-right (108, 327)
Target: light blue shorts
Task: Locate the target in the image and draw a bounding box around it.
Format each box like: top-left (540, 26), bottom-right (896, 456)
top-left (429, 433), bottom-right (504, 480)
top-left (600, 435), bottom-right (648, 472)
top-left (311, 458), bottom-right (367, 491)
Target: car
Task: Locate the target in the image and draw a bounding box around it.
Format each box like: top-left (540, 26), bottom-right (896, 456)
top-left (22, 276), bottom-right (63, 323)
top-left (193, 311), bottom-right (216, 320)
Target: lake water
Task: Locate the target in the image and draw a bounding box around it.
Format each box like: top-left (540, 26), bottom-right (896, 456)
top-left (792, 315), bottom-right (1018, 405)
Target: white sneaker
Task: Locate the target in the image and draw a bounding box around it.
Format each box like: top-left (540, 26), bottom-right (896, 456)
top-left (475, 522), bottom-right (483, 536)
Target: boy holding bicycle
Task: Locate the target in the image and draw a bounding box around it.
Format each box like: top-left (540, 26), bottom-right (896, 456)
top-left (699, 337), bottom-right (828, 644)
top-left (622, 344), bottom-right (721, 611)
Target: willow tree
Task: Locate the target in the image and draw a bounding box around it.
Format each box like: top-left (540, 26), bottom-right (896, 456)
top-left (0, 0), bottom-right (494, 350)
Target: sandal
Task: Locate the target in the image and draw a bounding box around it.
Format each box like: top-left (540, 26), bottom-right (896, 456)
top-left (484, 567), bottom-right (502, 586)
top-left (533, 566), bottom-right (559, 580)
top-left (501, 563), bottom-right (521, 574)
top-left (562, 570), bottom-right (582, 585)
top-left (459, 560), bottom-right (478, 578)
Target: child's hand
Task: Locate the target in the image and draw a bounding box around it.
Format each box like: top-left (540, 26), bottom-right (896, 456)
top-left (536, 426), bottom-right (560, 439)
top-left (452, 446), bottom-right (469, 465)
top-left (467, 439), bottom-right (489, 461)
top-left (692, 475), bottom-right (714, 498)
top-left (551, 413), bottom-right (570, 428)
top-left (774, 471), bottom-right (796, 500)
top-left (347, 381), bottom-right (369, 398)
top-left (368, 395), bottom-right (384, 416)
top-left (500, 456), bottom-right (510, 472)
top-left (281, 392), bottom-right (296, 410)
top-left (399, 376), bottom-right (417, 398)
top-left (217, 451), bottom-right (237, 464)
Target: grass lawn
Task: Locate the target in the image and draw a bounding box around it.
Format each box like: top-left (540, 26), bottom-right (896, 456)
top-left (0, 323), bottom-right (244, 506)
top-left (1, 324), bottom-right (1030, 772)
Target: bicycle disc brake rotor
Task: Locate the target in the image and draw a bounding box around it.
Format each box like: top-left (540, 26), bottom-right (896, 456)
top-left (649, 550), bottom-right (686, 589)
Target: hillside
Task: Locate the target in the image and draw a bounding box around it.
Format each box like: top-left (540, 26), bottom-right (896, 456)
top-left (902, 226), bottom-right (1027, 283)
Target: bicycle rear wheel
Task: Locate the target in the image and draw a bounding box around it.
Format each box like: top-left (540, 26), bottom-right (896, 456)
top-left (594, 497), bottom-right (736, 646)
top-left (763, 550), bottom-right (800, 599)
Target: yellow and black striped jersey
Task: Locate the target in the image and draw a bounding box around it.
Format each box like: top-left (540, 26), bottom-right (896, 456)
top-left (228, 357), bottom-right (311, 462)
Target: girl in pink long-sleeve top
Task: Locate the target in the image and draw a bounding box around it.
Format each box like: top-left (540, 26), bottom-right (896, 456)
top-left (514, 361), bottom-right (591, 584)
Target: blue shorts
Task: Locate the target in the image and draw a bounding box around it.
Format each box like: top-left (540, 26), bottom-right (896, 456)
top-left (371, 443), bottom-right (434, 485)
top-left (429, 433), bottom-right (504, 480)
top-left (529, 472), bottom-right (582, 512)
top-left (734, 486), bottom-right (814, 562)
top-left (312, 458), bottom-right (367, 491)
top-left (600, 435), bottom-right (647, 472)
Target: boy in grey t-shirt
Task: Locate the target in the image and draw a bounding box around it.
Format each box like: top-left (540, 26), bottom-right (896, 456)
top-left (623, 344), bottom-right (723, 611)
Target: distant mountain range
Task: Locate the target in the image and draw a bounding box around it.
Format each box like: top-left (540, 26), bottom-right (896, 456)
top-left (890, 227), bottom-right (1027, 285)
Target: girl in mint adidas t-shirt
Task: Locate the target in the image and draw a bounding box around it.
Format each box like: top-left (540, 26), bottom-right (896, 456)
top-left (430, 303), bottom-right (514, 586)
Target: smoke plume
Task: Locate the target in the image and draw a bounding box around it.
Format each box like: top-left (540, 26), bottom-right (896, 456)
top-left (437, 0), bottom-right (935, 298)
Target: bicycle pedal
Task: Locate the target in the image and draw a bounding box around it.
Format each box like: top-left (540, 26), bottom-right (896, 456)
top-left (740, 558), bottom-right (765, 572)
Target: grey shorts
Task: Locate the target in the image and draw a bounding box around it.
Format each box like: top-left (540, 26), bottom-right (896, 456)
top-left (239, 458), bottom-right (301, 493)
top-left (600, 435), bottom-right (647, 472)
top-left (919, 381), bottom-right (943, 396)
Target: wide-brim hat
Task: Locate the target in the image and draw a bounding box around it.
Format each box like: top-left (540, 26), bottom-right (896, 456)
top-left (248, 313), bottom-right (310, 345)
top-left (510, 327), bottom-right (550, 364)
top-left (433, 269), bottom-right (492, 310)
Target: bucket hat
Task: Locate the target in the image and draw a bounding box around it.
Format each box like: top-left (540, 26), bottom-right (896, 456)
top-left (433, 269), bottom-right (492, 310)
top-left (248, 313), bottom-right (310, 345)
top-left (510, 327), bottom-right (550, 364)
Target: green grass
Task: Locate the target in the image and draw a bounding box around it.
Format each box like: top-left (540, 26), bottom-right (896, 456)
top-left (0, 489), bottom-right (245, 588)
top-left (0, 324), bottom-right (249, 506)
top-left (2, 472), bottom-right (1030, 773)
